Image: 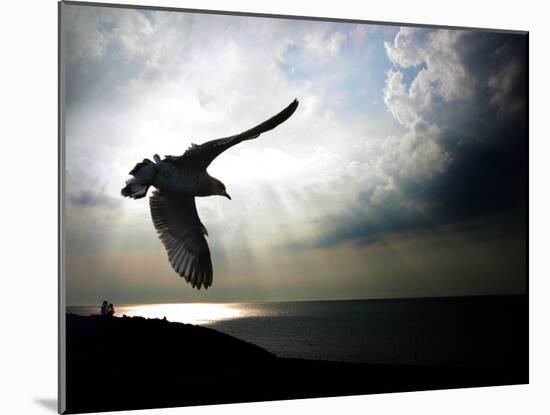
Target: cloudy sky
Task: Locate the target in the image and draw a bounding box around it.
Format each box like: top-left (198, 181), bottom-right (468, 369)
top-left (62, 4), bottom-right (527, 305)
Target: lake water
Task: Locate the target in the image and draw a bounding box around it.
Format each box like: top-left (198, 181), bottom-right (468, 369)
top-left (68, 295), bottom-right (527, 366)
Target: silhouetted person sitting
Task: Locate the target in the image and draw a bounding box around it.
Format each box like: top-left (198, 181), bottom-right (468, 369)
top-left (100, 300), bottom-right (115, 317)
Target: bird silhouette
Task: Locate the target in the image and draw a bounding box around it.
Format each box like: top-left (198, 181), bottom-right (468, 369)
top-left (121, 99), bottom-right (299, 290)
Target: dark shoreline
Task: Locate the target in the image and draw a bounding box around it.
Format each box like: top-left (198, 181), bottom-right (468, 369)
top-left (64, 313), bottom-right (528, 414)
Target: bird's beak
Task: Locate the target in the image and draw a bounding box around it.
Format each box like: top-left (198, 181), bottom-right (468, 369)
top-left (224, 191), bottom-right (231, 200)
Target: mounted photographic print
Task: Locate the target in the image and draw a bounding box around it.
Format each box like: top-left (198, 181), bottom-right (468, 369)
top-left (58, 1), bottom-right (528, 413)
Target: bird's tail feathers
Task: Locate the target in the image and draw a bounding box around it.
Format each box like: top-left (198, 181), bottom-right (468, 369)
top-left (121, 158), bottom-right (157, 199)
top-left (121, 178), bottom-right (150, 199)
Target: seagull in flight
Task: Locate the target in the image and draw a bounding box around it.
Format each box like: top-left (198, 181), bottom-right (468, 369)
top-left (121, 99), bottom-right (299, 290)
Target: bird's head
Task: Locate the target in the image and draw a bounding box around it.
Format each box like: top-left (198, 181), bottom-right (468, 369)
top-left (211, 178), bottom-right (231, 200)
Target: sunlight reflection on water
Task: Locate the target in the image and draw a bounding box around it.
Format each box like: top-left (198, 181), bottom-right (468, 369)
top-left (114, 303), bottom-right (258, 325)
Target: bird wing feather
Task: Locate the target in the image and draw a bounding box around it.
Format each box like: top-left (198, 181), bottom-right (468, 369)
top-left (167, 99), bottom-right (299, 170)
top-left (149, 190), bottom-right (213, 290)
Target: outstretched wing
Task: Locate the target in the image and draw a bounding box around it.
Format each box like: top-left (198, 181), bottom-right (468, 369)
top-left (171, 99), bottom-right (299, 170)
top-left (149, 190), bottom-right (213, 290)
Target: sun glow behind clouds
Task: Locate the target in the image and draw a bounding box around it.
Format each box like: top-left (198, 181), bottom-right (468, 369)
top-left (63, 5), bottom-right (527, 304)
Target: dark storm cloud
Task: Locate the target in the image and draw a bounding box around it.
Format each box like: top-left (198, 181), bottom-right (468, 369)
top-left (316, 31), bottom-right (527, 247)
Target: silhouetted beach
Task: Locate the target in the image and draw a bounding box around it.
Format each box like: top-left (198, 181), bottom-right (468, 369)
top-left (65, 307), bottom-right (528, 414)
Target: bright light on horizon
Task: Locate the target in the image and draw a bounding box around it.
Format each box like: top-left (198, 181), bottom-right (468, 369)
top-left (114, 303), bottom-right (253, 325)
